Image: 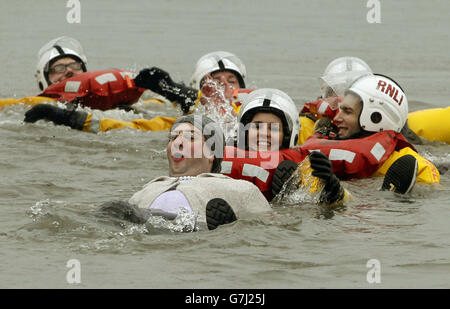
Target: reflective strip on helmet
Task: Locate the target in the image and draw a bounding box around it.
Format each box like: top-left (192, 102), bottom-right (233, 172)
top-left (370, 142), bottom-right (386, 162)
top-left (220, 161), bottom-right (233, 174)
top-left (329, 149), bottom-right (356, 163)
top-left (64, 81), bottom-right (81, 92)
top-left (95, 73), bottom-right (117, 85)
top-left (242, 164), bottom-right (270, 183)
top-left (318, 101), bottom-right (329, 114)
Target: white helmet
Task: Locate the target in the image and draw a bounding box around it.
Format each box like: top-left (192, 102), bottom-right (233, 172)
top-left (348, 74), bottom-right (408, 133)
top-left (319, 57), bottom-right (372, 98)
top-left (35, 36), bottom-right (87, 90)
top-left (238, 88), bottom-right (300, 149)
top-left (189, 51), bottom-right (246, 89)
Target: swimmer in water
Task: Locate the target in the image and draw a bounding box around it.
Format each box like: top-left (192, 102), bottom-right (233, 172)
top-left (100, 114), bottom-right (272, 231)
top-left (24, 51), bottom-right (248, 133)
top-left (35, 36), bottom-right (87, 91)
top-left (134, 51), bottom-right (247, 115)
top-left (221, 88), bottom-right (350, 204)
top-left (300, 73), bottom-right (440, 193)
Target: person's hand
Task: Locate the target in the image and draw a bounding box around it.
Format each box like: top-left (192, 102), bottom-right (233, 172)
top-left (24, 104), bottom-right (61, 123)
top-left (24, 104), bottom-right (87, 130)
top-left (134, 67), bottom-right (173, 94)
top-left (309, 151), bottom-right (344, 205)
top-left (135, 67), bottom-right (199, 114)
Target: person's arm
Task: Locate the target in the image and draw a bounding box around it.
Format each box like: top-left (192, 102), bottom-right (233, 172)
top-left (24, 104), bottom-right (87, 130)
top-left (24, 104), bottom-right (176, 133)
top-left (134, 67), bottom-right (201, 114)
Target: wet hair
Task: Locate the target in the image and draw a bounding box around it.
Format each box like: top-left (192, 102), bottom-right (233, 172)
top-left (171, 115), bottom-right (225, 173)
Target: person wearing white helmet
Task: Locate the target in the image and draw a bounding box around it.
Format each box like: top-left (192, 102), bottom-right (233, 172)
top-left (190, 51), bottom-right (246, 90)
top-left (236, 88), bottom-right (300, 151)
top-left (35, 36), bottom-right (87, 91)
top-left (133, 51), bottom-right (247, 115)
top-left (303, 57), bottom-right (423, 145)
top-left (319, 56), bottom-right (373, 104)
top-left (99, 114), bottom-right (272, 231)
top-left (220, 88), bottom-right (350, 205)
top-left (334, 73), bottom-right (408, 139)
top-left (297, 57), bottom-right (374, 145)
top-left (24, 51), bottom-right (248, 134)
top-left (300, 74), bottom-right (440, 192)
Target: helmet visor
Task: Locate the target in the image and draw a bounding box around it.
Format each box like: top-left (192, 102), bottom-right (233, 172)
top-left (319, 70), bottom-right (373, 98)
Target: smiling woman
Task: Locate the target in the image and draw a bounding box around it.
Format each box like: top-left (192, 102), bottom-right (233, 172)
top-left (247, 112), bottom-right (284, 151)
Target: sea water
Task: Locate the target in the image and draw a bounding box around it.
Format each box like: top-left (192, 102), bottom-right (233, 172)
top-left (0, 0), bottom-right (449, 288)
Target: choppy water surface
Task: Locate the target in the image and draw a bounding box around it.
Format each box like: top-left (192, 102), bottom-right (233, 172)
top-left (1, 0), bottom-right (449, 288)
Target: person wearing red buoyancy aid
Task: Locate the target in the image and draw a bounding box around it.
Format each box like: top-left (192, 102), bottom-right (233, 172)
top-left (24, 36), bottom-right (147, 129)
top-left (297, 57), bottom-right (374, 145)
top-left (35, 36), bottom-right (88, 92)
top-left (24, 51), bottom-right (249, 133)
top-left (220, 88), bottom-right (350, 205)
top-left (299, 56), bottom-right (423, 145)
top-left (35, 36), bottom-right (144, 110)
top-left (301, 73), bottom-right (440, 193)
top-left (99, 114), bottom-right (273, 231)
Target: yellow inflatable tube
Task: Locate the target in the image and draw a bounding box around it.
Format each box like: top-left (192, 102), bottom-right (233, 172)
top-left (408, 107), bottom-right (450, 144)
top-left (0, 96), bottom-right (168, 110)
top-left (0, 96), bottom-right (56, 110)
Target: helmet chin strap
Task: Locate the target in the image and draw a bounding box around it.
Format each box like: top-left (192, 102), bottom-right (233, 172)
top-left (336, 129), bottom-right (372, 140)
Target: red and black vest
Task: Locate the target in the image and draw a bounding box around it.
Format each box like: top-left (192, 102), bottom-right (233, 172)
top-left (300, 131), bottom-right (416, 180)
top-left (221, 146), bottom-right (308, 200)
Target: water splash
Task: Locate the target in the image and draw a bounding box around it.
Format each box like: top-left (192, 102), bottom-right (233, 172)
top-left (195, 80), bottom-right (238, 141)
top-left (28, 199), bottom-right (51, 218)
top-left (272, 157), bottom-right (325, 206)
top-left (145, 208), bottom-right (199, 233)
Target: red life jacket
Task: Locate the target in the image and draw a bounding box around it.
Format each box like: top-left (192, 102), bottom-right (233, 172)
top-left (221, 146), bottom-right (308, 200)
top-left (39, 69), bottom-right (145, 111)
top-left (300, 131), bottom-right (416, 180)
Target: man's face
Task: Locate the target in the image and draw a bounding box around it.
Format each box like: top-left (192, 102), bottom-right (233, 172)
top-left (48, 57), bottom-right (83, 85)
top-left (333, 93), bottom-right (363, 138)
top-left (199, 71), bottom-right (241, 116)
top-left (248, 112), bottom-right (284, 151)
top-left (167, 123), bottom-right (213, 177)
top-left (210, 71), bottom-right (240, 90)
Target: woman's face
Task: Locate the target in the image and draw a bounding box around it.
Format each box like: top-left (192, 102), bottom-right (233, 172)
top-left (247, 112), bottom-right (284, 151)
